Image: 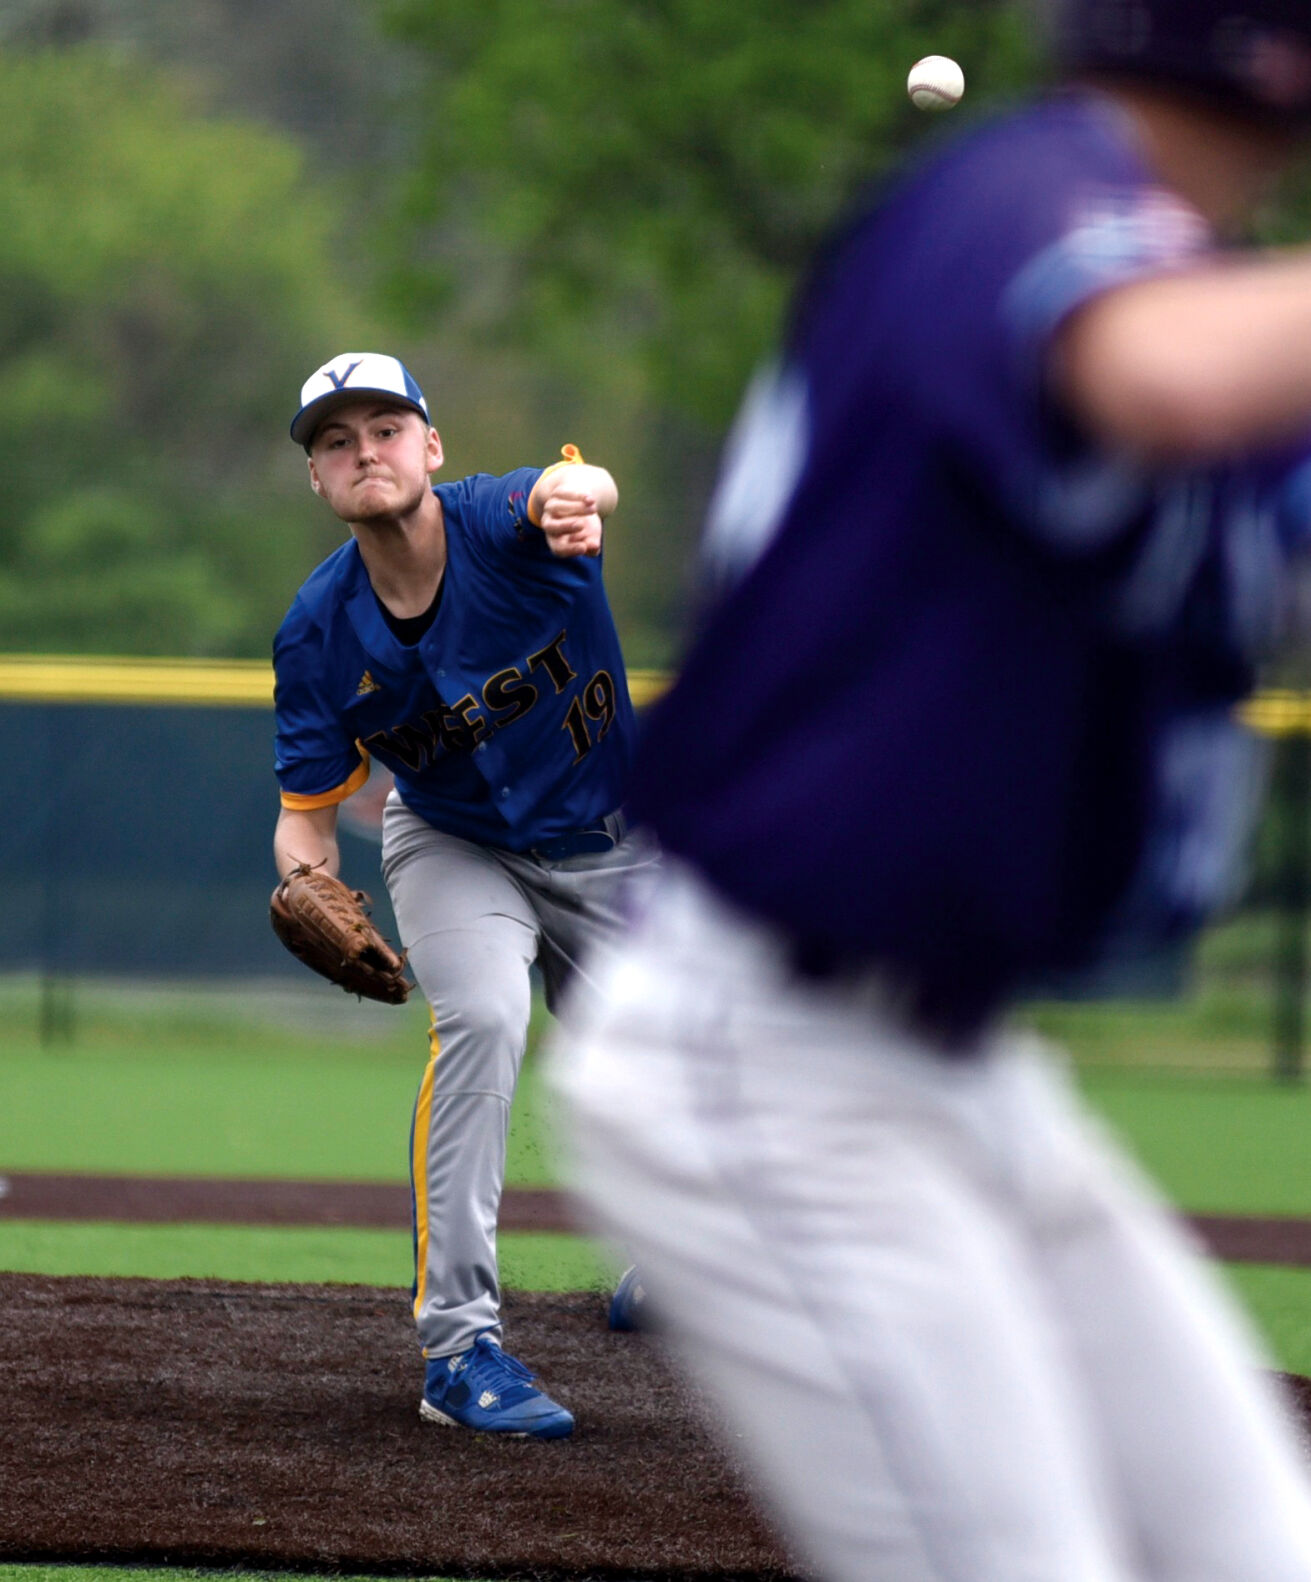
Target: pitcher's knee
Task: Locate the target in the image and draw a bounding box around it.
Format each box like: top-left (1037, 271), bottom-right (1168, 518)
top-left (429, 982), bottom-right (530, 1091)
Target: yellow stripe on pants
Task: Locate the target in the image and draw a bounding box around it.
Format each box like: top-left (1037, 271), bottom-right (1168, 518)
top-left (411, 1013), bottom-right (442, 1328)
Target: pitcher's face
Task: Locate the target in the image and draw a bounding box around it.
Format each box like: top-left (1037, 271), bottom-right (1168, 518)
top-left (307, 403), bottom-right (443, 524)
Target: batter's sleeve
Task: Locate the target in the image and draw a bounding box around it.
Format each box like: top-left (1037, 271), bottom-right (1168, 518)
top-left (908, 151), bottom-right (1215, 557)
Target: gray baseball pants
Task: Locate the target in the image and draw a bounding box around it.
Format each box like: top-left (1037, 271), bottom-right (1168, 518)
top-left (548, 860), bottom-right (1311, 1582)
top-left (381, 792), bottom-right (657, 1360)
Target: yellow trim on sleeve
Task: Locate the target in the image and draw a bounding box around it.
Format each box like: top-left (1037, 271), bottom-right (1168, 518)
top-left (528, 443), bottom-right (587, 526)
top-left (278, 753), bottom-right (370, 810)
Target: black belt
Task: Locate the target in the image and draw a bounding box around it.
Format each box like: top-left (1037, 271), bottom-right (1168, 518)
top-left (529, 810), bottom-right (628, 862)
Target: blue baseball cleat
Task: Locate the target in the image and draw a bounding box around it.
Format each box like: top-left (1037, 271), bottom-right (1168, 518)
top-left (420, 1334), bottom-right (574, 1439)
top-left (608, 1265), bottom-right (650, 1332)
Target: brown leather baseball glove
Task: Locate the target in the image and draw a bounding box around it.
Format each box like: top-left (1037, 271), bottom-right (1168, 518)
top-left (270, 862), bottom-right (412, 1005)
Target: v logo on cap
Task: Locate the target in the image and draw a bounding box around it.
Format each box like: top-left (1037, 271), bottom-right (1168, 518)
top-left (325, 359), bottom-right (365, 391)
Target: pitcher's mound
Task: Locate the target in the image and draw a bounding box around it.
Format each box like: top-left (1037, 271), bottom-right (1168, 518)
top-left (0, 1273), bottom-right (798, 1580)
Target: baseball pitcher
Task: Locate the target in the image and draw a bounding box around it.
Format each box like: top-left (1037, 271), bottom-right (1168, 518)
top-left (270, 352), bottom-right (655, 1439)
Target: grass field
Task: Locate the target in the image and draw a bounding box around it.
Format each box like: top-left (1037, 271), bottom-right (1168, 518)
top-left (0, 973), bottom-right (618, 1288)
top-left (0, 975), bottom-right (567, 1184)
top-left (4, 923), bottom-right (1311, 1582)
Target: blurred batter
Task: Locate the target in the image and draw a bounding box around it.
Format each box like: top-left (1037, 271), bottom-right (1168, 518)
top-left (551, 1), bottom-right (1311, 1572)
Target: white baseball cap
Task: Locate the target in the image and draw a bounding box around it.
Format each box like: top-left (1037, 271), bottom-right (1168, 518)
top-left (290, 352), bottom-right (430, 448)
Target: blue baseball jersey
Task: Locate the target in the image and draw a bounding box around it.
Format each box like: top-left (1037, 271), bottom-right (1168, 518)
top-left (631, 91), bottom-right (1311, 1032)
top-left (274, 467), bottom-right (636, 850)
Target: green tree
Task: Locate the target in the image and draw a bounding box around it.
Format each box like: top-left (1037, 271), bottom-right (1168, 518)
top-left (0, 0), bottom-right (422, 171)
top-left (378, 0), bottom-right (1037, 429)
top-left (0, 45), bottom-right (370, 655)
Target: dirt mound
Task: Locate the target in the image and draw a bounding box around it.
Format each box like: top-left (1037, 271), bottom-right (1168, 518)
top-left (5, 1271), bottom-right (1311, 1580)
top-left (0, 1273), bottom-right (798, 1581)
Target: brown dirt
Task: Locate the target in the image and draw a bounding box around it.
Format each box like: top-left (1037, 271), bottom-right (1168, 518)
top-left (0, 1272), bottom-right (798, 1581)
top-left (7, 1173), bottom-right (1311, 1268)
top-left (0, 1172), bottom-right (575, 1233)
top-left (6, 1178), bottom-right (1311, 1578)
top-left (1185, 1214), bottom-right (1311, 1268)
top-left (2, 1278), bottom-right (1310, 1582)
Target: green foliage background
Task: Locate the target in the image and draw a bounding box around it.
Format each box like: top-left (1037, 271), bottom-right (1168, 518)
top-left (6, 0), bottom-right (1311, 667)
top-left (0, 0), bottom-right (1046, 666)
top-left (378, 0), bottom-right (1037, 428)
top-left (0, 45), bottom-right (376, 655)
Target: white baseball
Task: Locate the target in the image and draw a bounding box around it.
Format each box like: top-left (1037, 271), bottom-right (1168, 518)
top-left (907, 55), bottom-right (965, 112)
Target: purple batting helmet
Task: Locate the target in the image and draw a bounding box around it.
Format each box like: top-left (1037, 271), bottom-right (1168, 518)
top-left (1049, 0), bottom-right (1311, 123)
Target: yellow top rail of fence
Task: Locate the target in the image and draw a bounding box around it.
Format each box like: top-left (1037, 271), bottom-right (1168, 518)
top-left (1, 654), bottom-right (1310, 729)
top-left (0, 653), bottom-right (673, 710)
top-left (0, 653), bottom-right (275, 706)
top-left (1237, 690), bottom-right (1311, 737)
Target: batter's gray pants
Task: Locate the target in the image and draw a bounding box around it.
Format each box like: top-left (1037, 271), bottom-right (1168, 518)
top-left (381, 794), bottom-right (657, 1359)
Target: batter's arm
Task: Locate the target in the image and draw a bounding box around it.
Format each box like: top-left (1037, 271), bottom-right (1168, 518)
top-left (274, 803), bottom-right (341, 881)
top-left (1054, 251), bottom-right (1311, 461)
top-left (529, 462), bottom-right (618, 559)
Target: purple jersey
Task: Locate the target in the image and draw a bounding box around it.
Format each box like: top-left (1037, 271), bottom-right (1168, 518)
top-left (631, 92), bottom-right (1309, 1033)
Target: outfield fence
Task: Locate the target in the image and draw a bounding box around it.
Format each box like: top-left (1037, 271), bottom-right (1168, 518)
top-left (2, 655), bottom-right (1309, 1077)
top-left (0, 656), bottom-right (668, 1046)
